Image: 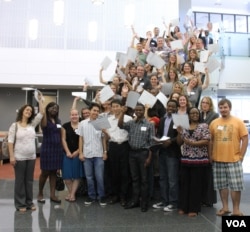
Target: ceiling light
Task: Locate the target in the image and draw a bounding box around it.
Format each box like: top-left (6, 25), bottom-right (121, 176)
top-left (92, 0), bottom-right (104, 5)
top-left (21, 87), bottom-right (35, 91)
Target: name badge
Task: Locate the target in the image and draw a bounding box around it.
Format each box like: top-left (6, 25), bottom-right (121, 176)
top-left (173, 125), bottom-right (177, 129)
top-left (141, 126), bottom-right (147, 131)
top-left (217, 125), bottom-right (224, 130)
top-left (56, 124), bottom-right (62, 128)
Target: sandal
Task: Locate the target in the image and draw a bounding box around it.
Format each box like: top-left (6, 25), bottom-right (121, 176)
top-left (188, 212), bottom-right (198, 217)
top-left (37, 198), bottom-right (46, 204)
top-left (178, 210), bottom-right (185, 215)
top-left (216, 209), bottom-right (231, 216)
top-left (27, 205), bottom-right (36, 211)
top-left (231, 212), bottom-right (244, 216)
top-left (69, 198), bottom-right (76, 202)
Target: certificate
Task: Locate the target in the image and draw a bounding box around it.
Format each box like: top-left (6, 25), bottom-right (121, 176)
top-left (172, 114), bottom-right (189, 129)
top-left (90, 117), bottom-right (111, 130)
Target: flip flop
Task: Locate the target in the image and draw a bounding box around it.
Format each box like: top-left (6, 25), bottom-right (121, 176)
top-left (69, 198), bottom-right (76, 202)
top-left (216, 209), bottom-right (231, 216)
top-left (37, 199), bottom-right (46, 204)
top-left (231, 212), bottom-right (244, 216)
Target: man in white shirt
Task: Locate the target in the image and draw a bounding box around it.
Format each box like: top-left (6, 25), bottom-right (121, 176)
top-left (78, 103), bottom-right (108, 206)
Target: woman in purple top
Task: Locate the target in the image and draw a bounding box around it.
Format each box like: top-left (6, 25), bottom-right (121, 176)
top-left (37, 102), bottom-right (63, 204)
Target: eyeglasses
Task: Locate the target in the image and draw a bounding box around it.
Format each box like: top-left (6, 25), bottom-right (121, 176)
top-left (201, 101), bottom-right (210, 105)
top-left (189, 112), bottom-right (199, 115)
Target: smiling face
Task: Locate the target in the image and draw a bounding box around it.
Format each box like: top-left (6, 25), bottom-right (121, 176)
top-left (188, 77), bottom-right (198, 88)
top-left (134, 105), bottom-right (145, 119)
top-left (70, 109), bottom-right (79, 123)
top-left (150, 75), bottom-right (158, 87)
top-left (219, 102), bottom-right (231, 118)
top-left (111, 102), bottom-right (122, 117)
top-left (89, 106), bottom-right (100, 120)
top-left (173, 82), bottom-right (183, 94)
top-left (168, 69), bottom-right (177, 82)
top-left (183, 63), bottom-right (192, 74)
top-left (189, 108), bottom-right (200, 122)
top-left (178, 96), bottom-right (187, 107)
top-left (22, 106), bottom-right (33, 119)
top-left (166, 101), bottom-right (177, 116)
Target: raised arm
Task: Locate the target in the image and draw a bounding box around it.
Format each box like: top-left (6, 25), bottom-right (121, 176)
top-left (202, 68), bottom-right (210, 90)
top-left (99, 68), bottom-right (107, 85)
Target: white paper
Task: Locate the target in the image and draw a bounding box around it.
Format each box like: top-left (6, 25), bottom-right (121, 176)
top-left (207, 43), bottom-right (219, 53)
top-left (156, 91), bottom-right (168, 107)
top-left (205, 57), bottom-right (221, 73)
top-left (146, 52), bottom-right (166, 69)
top-left (199, 50), bottom-right (209, 63)
top-left (100, 56), bottom-right (112, 70)
top-left (116, 68), bottom-right (127, 80)
top-left (90, 117), bottom-right (111, 130)
top-left (153, 136), bottom-right (170, 142)
top-left (170, 40), bottom-right (183, 50)
top-left (126, 91), bottom-right (140, 109)
top-left (99, 85), bottom-right (115, 103)
top-left (170, 18), bottom-right (179, 27)
top-left (118, 53), bottom-right (128, 67)
top-left (71, 92), bottom-right (87, 99)
top-left (138, 90), bottom-right (157, 108)
top-left (115, 52), bottom-right (123, 61)
top-left (194, 61), bottom-right (206, 73)
top-left (84, 77), bottom-right (93, 86)
top-left (127, 47), bottom-right (138, 62)
top-left (172, 114), bottom-right (189, 129)
top-left (34, 89), bottom-right (45, 102)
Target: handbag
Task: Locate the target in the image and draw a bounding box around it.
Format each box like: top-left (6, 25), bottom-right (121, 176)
top-left (56, 172), bottom-right (65, 191)
top-left (1, 123), bottom-right (17, 160)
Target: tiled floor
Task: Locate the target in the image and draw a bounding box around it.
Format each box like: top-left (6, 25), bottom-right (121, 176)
top-left (0, 148), bottom-right (250, 232)
top-left (0, 176), bottom-right (249, 232)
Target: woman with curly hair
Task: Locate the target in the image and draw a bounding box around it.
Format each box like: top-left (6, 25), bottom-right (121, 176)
top-left (8, 97), bottom-right (44, 212)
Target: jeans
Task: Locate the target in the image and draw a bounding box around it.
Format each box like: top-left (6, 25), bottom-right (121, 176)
top-left (159, 150), bottom-right (179, 206)
top-left (84, 157), bottom-right (105, 199)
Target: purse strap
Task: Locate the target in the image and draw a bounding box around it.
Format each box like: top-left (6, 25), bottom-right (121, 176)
top-left (13, 123), bottom-right (18, 147)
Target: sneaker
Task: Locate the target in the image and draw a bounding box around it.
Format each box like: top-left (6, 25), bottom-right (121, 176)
top-left (99, 197), bottom-right (107, 206)
top-left (84, 197), bottom-right (95, 205)
top-left (163, 204), bottom-right (176, 212)
top-left (152, 202), bottom-right (165, 209)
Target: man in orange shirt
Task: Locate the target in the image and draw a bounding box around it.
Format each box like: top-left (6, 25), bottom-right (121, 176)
top-left (209, 98), bottom-right (248, 216)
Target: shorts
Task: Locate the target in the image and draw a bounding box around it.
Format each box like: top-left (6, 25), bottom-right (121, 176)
top-left (213, 161), bottom-right (244, 191)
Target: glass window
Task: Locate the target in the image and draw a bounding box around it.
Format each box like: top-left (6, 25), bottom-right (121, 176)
top-left (195, 12), bottom-right (209, 29)
top-left (236, 15), bottom-right (247, 33)
top-left (222, 14), bottom-right (235, 32)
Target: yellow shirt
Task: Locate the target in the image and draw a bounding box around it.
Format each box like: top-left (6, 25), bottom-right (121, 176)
top-left (209, 116), bottom-right (248, 162)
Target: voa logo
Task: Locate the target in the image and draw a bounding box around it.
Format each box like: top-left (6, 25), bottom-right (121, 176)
top-left (226, 220), bottom-right (246, 228)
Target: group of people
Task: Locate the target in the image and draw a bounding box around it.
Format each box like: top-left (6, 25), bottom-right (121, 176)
top-left (7, 20), bottom-right (248, 217)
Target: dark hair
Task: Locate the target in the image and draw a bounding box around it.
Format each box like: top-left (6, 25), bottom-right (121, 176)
top-left (135, 103), bottom-right (145, 110)
top-left (188, 107), bottom-right (201, 122)
top-left (167, 99), bottom-right (178, 107)
top-left (16, 104), bottom-right (35, 124)
top-left (111, 99), bottom-right (122, 106)
top-left (218, 98), bottom-right (232, 109)
top-left (89, 102), bottom-right (101, 111)
top-left (45, 102), bottom-right (60, 124)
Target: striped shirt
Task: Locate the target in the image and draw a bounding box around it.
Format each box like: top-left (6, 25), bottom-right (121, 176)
top-left (77, 119), bottom-right (103, 158)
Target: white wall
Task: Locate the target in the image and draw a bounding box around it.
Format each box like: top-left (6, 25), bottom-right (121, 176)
top-left (0, 48), bottom-right (118, 88)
